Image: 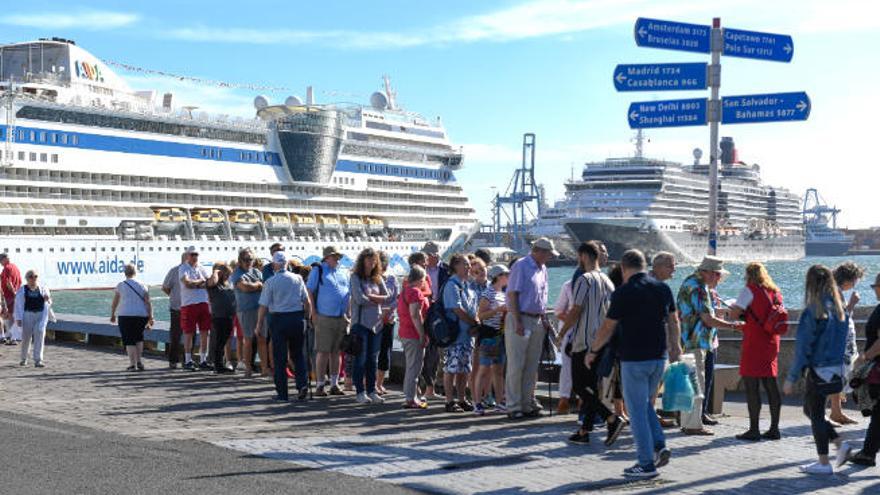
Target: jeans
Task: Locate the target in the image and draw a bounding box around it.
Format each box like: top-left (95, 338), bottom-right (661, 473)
top-left (352, 324), bottom-right (382, 394)
top-left (703, 350), bottom-right (716, 416)
top-left (571, 349), bottom-right (613, 429)
top-left (377, 322), bottom-right (395, 372)
top-left (621, 359), bottom-right (666, 467)
top-left (803, 372), bottom-right (839, 456)
top-left (211, 316), bottom-right (233, 371)
top-left (270, 311), bottom-right (307, 400)
top-left (168, 309), bottom-right (183, 365)
top-left (863, 399), bottom-right (880, 458)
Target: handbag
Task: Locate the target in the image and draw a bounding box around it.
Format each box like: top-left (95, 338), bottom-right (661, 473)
top-left (341, 329), bottom-right (363, 355)
top-left (540, 328), bottom-right (557, 363)
top-left (809, 367), bottom-right (844, 395)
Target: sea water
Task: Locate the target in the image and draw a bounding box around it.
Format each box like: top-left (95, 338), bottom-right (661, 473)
top-left (50, 255), bottom-right (880, 322)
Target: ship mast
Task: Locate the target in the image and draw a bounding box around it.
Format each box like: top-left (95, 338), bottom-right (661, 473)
top-left (382, 75), bottom-right (397, 111)
top-left (633, 129), bottom-right (645, 159)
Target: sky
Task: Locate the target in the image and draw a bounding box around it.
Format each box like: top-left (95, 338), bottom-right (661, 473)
top-left (2, 0), bottom-right (878, 227)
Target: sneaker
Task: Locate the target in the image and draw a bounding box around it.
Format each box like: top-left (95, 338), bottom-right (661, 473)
top-left (735, 430), bottom-right (762, 442)
top-left (215, 366), bottom-right (234, 375)
top-left (761, 429), bottom-right (781, 440)
top-left (169, 362), bottom-right (179, 370)
top-left (19, 360), bottom-right (26, 366)
top-left (298, 388), bottom-right (309, 401)
top-left (605, 416), bottom-right (626, 447)
top-left (623, 464), bottom-right (658, 478)
top-left (836, 441), bottom-right (854, 468)
top-left (403, 400), bottom-right (428, 410)
top-left (701, 414), bottom-right (719, 426)
top-left (368, 392), bottom-right (385, 404)
top-left (849, 451), bottom-right (877, 467)
top-left (523, 409), bottom-right (543, 418)
top-left (126, 365), bottom-right (137, 372)
top-left (654, 448), bottom-right (672, 468)
top-left (445, 401), bottom-right (464, 413)
top-left (799, 462), bottom-right (833, 475)
top-left (271, 395), bottom-right (289, 403)
top-left (568, 429), bottom-right (590, 444)
top-left (34, 362), bottom-right (45, 368)
top-left (356, 392), bottom-right (372, 404)
top-left (329, 385), bottom-right (345, 396)
top-left (314, 386), bottom-right (328, 397)
top-left (494, 401), bottom-right (508, 413)
top-left (199, 361), bottom-right (212, 371)
top-left (183, 361), bottom-right (196, 371)
top-left (136, 362), bottom-right (145, 371)
top-left (458, 400), bottom-right (474, 412)
top-left (473, 403), bottom-right (486, 416)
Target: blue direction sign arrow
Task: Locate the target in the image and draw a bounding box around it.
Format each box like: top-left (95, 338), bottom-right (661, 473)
top-left (721, 92), bottom-right (810, 124)
top-left (634, 18), bottom-right (711, 53)
top-left (628, 98), bottom-right (707, 129)
top-left (614, 63), bottom-right (708, 92)
top-left (723, 27), bottom-right (793, 62)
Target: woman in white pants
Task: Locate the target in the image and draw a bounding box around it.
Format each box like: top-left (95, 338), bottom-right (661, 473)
top-left (14, 270), bottom-right (51, 367)
top-left (554, 279), bottom-right (575, 414)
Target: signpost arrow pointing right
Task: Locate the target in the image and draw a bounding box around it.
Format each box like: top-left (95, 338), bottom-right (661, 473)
top-left (796, 100), bottom-right (807, 112)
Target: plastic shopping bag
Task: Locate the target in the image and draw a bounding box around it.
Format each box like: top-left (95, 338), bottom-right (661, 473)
top-left (10, 322), bottom-right (22, 341)
top-left (662, 361), bottom-right (696, 412)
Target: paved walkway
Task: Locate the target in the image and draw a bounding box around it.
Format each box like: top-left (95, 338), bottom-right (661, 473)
top-left (1, 342), bottom-right (879, 494)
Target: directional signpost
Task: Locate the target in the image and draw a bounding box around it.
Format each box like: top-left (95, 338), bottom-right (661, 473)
top-left (617, 17), bottom-right (810, 256)
top-left (614, 63), bottom-right (708, 92)
top-left (723, 28), bottom-right (793, 62)
top-left (722, 91), bottom-right (810, 124)
top-left (628, 98), bottom-right (707, 129)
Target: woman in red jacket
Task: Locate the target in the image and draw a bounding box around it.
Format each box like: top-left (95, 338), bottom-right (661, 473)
top-left (729, 262), bottom-right (787, 441)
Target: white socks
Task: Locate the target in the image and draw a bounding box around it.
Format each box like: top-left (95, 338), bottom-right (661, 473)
top-left (185, 352), bottom-right (193, 363)
top-left (330, 374), bottom-right (339, 388)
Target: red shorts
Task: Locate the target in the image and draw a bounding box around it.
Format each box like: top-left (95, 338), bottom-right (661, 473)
top-left (180, 303), bottom-right (212, 334)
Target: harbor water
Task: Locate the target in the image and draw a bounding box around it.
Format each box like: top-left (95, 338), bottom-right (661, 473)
top-left (51, 255), bottom-right (880, 322)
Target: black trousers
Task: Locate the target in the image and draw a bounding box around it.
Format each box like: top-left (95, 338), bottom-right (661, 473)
top-left (743, 376), bottom-right (781, 432)
top-left (572, 349), bottom-right (614, 430)
top-left (702, 350), bottom-right (715, 416)
top-left (422, 342), bottom-right (440, 387)
top-left (168, 309), bottom-right (183, 365)
top-left (863, 399), bottom-right (880, 458)
top-left (378, 322), bottom-right (394, 372)
top-left (803, 373), bottom-right (839, 456)
top-left (211, 316), bottom-right (234, 371)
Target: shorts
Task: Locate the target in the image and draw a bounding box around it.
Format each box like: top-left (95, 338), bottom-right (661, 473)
top-left (444, 343), bottom-right (473, 374)
top-left (478, 336), bottom-right (505, 366)
top-left (180, 302), bottom-right (212, 334)
top-left (237, 309), bottom-right (259, 339)
top-left (118, 316), bottom-right (148, 346)
top-left (315, 314), bottom-right (348, 353)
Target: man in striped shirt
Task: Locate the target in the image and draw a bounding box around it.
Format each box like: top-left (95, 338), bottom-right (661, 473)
top-left (557, 241), bottom-right (624, 446)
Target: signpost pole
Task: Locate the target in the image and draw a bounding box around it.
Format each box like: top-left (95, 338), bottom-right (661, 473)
top-left (707, 18), bottom-right (722, 256)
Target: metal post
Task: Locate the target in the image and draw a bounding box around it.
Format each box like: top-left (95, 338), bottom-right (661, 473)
top-left (707, 18), bottom-right (722, 256)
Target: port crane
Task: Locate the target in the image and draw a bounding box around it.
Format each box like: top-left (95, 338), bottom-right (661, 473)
top-left (492, 133), bottom-right (542, 253)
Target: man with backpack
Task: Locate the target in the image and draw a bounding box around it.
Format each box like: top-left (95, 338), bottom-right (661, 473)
top-left (422, 241), bottom-right (449, 398)
top-left (308, 246), bottom-right (351, 396)
top-left (505, 237), bottom-right (556, 419)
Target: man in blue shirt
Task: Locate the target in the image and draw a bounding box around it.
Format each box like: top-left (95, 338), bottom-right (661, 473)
top-left (262, 243), bottom-right (285, 281)
top-left (230, 248), bottom-right (263, 378)
top-left (588, 249), bottom-right (682, 479)
top-left (307, 245), bottom-right (351, 396)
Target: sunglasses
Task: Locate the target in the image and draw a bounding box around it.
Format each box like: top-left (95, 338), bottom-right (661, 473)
top-left (27, 275), bottom-right (37, 279)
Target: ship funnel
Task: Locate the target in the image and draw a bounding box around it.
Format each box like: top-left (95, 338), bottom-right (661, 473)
top-left (306, 86), bottom-right (314, 105)
top-left (720, 137), bottom-right (737, 165)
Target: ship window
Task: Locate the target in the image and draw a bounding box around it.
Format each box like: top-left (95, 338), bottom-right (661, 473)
top-left (202, 148), bottom-right (208, 157)
top-left (26, 248), bottom-right (31, 253)
top-left (29, 152), bottom-right (36, 161)
top-left (71, 135), bottom-right (79, 145)
top-left (29, 131), bottom-right (35, 142)
top-left (40, 153), bottom-right (47, 163)
top-left (60, 134), bottom-right (68, 145)
top-left (17, 151), bottom-right (24, 161)
top-left (39, 132), bottom-right (46, 142)
top-left (91, 247), bottom-right (96, 252)
top-left (51, 154), bottom-right (58, 163)
top-left (51, 133), bottom-right (58, 144)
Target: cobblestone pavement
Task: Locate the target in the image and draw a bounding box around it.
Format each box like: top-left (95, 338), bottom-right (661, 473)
top-left (1, 342), bottom-right (879, 494)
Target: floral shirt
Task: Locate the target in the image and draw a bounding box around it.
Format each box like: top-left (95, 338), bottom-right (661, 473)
top-left (677, 272), bottom-right (716, 351)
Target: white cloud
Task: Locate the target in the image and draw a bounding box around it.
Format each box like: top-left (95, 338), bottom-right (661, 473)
top-left (0, 9), bottom-right (140, 30)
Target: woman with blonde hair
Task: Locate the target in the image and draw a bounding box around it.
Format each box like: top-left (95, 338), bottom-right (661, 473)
top-left (729, 262), bottom-right (785, 441)
top-left (784, 264), bottom-right (852, 474)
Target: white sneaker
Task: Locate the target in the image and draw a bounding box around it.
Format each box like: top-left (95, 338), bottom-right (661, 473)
top-left (356, 392), bottom-right (372, 404)
top-left (799, 462), bottom-right (833, 475)
top-left (836, 441), bottom-right (853, 468)
top-left (368, 392), bottom-right (385, 404)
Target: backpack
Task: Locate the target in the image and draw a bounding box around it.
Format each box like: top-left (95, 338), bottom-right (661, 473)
top-left (748, 286), bottom-right (789, 336)
top-left (425, 279), bottom-right (463, 347)
top-left (310, 262), bottom-right (324, 301)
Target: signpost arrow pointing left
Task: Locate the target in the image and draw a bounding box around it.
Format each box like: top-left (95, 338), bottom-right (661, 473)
top-left (638, 26), bottom-right (647, 38)
top-left (629, 110), bottom-right (639, 121)
top-left (616, 72), bottom-right (627, 84)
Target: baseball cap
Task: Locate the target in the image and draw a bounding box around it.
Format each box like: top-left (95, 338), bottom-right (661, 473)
top-left (322, 245), bottom-right (342, 259)
top-left (487, 264), bottom-right (510, 281)
top-left (273, 251), bottom-right (288, 265)
top-left (531, 237), bottom-right (559, 257)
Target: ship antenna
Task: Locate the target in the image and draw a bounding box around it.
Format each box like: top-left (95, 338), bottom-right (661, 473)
top-left (633, 129), bottom-right (645, 159)
top-left (383, 75), bottom-right (397, 111)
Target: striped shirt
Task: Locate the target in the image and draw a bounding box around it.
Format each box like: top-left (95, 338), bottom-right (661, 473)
top-left (570, 270), bottom-right (615, 353)
top-left (481, 286), bottom-right (506, 331)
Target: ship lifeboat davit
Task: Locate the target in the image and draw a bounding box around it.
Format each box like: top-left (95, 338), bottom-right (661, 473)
top-left (153, 207), bottom-right (187, 232)
top-left (191, 208), bottom-right (225, 231)
top-left (264, 212), bottom-right (291, 232)
top-left (229, 210), bottom-right (260, 231)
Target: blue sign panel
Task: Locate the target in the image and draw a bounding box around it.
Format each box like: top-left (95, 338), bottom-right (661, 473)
top-left (721, 92), bottom-right (810, 124)
top-left (628, 98), bottom-right (708, 129)
top-left (723, 28), bottom-right (793, 62)
top-left (634, 18), bottom-right (711, 53)
top-left (614, 63), bottom-right (708, 92)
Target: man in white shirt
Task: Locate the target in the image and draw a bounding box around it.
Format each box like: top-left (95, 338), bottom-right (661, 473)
top-left (179, 246), bottom-right (216, 371)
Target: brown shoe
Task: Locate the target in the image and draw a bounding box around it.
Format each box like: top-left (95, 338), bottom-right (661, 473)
top-left (556, 397), bottom-right (571, 415)
top-left (314, 386), bottom-right (328, 397)
top-left (658, 417), bottom-right (676, 428)
top-left (682, 428), bottom-right (714, 436)
top-left (329, 385), bottom-right (346, 396)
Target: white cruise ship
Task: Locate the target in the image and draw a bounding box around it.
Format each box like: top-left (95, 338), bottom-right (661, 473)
top-left (0, 39), bottom-right (478, 289)
top-left (563, 137), bottom-right (804, 263)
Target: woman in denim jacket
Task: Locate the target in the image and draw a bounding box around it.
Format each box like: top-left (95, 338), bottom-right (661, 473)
top-left (784, 265), bottom-right (853, 475)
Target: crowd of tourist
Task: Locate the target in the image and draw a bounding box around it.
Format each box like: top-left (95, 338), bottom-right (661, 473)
top-left (2, 238), bottom-right (880, 480)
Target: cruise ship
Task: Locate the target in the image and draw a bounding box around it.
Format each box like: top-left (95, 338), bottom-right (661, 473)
top-left (525, 199), bottom-right (577, 259)
top-left (563, 136), bottom-right (804, 263)
top-left (803, 188), bottom-right (853, 256)
top-left (0, 39), bottom-right (478, 289)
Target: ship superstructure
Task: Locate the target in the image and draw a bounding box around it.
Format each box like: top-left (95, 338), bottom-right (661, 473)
top-left (0, 39), bottom-right (477, 288)
top-left (563, 136), bottom-right (804, 262)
